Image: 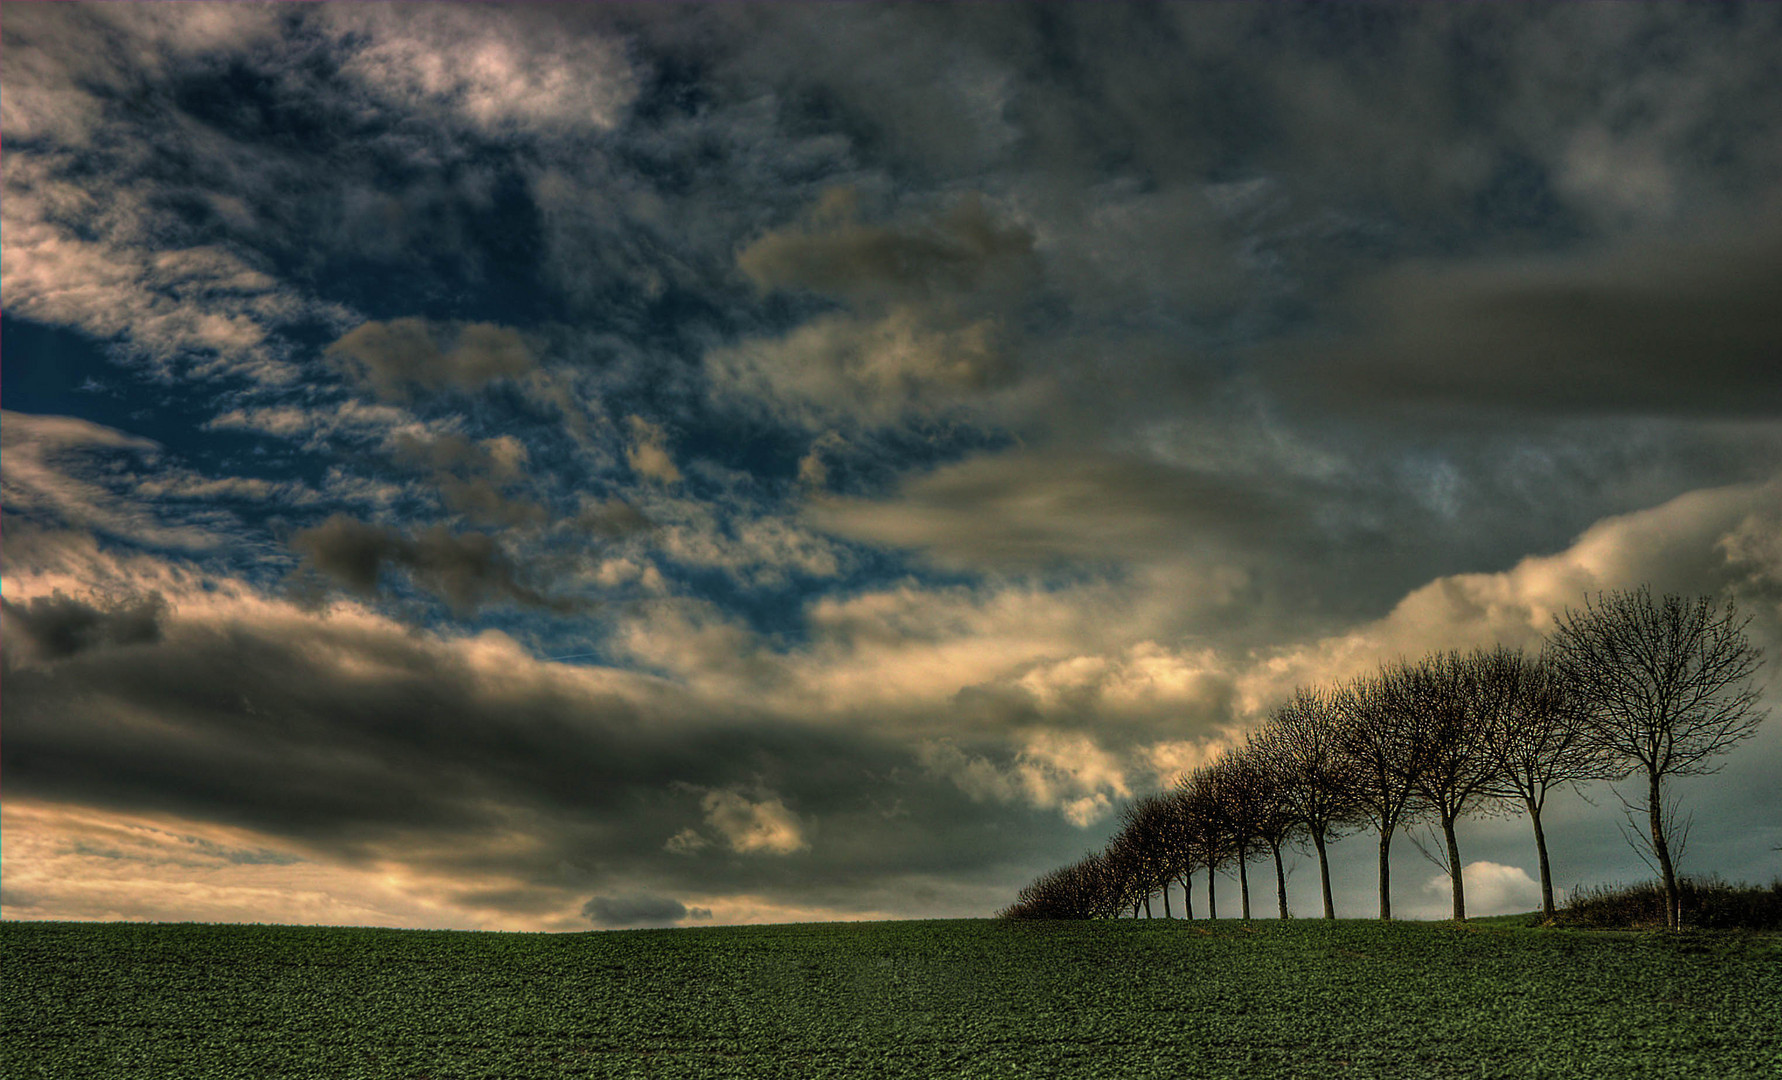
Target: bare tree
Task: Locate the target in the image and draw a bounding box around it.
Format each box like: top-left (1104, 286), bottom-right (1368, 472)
top-left (1236, 730), bottom-right (1302, 919)
top-left (1077, 850), bottom-right (1126, 920)
top-left (1331, 667), bottom-right (1424, 920)
top-left (1547, 588), bottom-right (1768, 929)
top-left (1175, 765), bottom-right (1235, 919)
top-left (1395, 651), bottom-right (1504, 921)
top-left (1249, 687), bottom-right (1354, 919)
top-left (1206, 754), bottom-right (1269, 920)
top-left (1470, 645), bottom-right (1616, 920)
top-left (1113, 795), bottom-right (1176, 917)
top-left (1158, 787), bottom-right (1201, 919)
top-left (1104, 831), bottom-right (1148, 918)
top-left (1002, 853), bottom-right (1113, 919)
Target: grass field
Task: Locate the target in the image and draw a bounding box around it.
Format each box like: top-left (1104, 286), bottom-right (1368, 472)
top-left (4, 917), bottom-right (1779, 1079)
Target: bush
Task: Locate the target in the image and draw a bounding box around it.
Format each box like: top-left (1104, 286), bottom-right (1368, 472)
top-left (1554, 876), bottom-right (1782, 930)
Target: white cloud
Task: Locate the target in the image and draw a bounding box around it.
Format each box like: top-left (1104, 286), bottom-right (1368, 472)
top-left (1234, 476), bottom-right (1782, 718)
top-left (1417, 861), bottom-right (1544, 919)
top-left (0, 206), bottom-right (308, 384)
top-left (919, 731), bottom-right (1134, 828)
top-left (204, 399), bottom-right (434, 453)
top-left (706, 307), bottom-right (1009, 430)
top-left (0, 148), bottom-right (350, 385)
top-left (0, 800), bottom-right (522, 932)
top-left (0, 5), bottom-right (283, 145)
top-left (700, 789), bottom-right (809, 856)
top-left (651, 509), bottom-right (847, 587)
top-left (323, 6), bottom-right (636, 137)
top-left (0, 410), bottom-right (390, 552)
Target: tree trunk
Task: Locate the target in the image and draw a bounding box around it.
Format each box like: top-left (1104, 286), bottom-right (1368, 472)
top-left (1271, 840), bottom-right (1289, 920)
top-left (1648, 771), bottom-right (1680, 930)
top-left (1378, 828), bottom-right (1394, 921)
top-left (1526, 796), bottom-right (1555, 920)
top-left (1237, 845), bottom-right (1252, 920)
top-left (1207, 865), bottom-right (1218, 920)
top-left (1180, 872), bottom-right (1194, 920)
top-left (1443, 814), bottom-right (1466, 921)
top-left (1143, 893), bottom-right (1153, 919)
top-left (1312, 829), bottom-right (1334, 919)
top-left (1162, 879), bottom-right (1172, 919)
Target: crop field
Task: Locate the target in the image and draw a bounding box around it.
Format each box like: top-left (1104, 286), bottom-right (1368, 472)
top-left (4, 917), bottom-right (1779, 1079)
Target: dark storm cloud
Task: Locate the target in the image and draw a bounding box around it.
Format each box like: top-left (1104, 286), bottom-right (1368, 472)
top-left (809, 449), bottom-right (1287, 570)
top-left (1, 591), bottom-right (165, 661)
top-left (326, 320), bottom-right (537, 403)
top-left (657, 4), bottom-right (1782, 225)
top-left (737, 191), bottom-right (1037, 306)
top-left (0, 598), bottom-right (1073, 915)
top-left (709, 193), bottom-right (1041, 431)
top-left (389, 433), bottom-right (549, 529)
top-left (582, 894), bottom-right (707, 928)
top-left (289, 514), bottom-right (582, 614)
top-left (1280, 216), bottom-right (1782, 419)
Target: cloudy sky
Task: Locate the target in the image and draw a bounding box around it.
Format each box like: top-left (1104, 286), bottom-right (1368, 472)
top-left (4, 4), bottom-right (1780, 931)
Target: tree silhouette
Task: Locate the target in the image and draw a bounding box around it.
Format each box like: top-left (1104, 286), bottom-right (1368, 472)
top-left (1395, 652), bottom-right (1503, 921)
top-left (1470, 645), bottom-right (1616, 920)
top-left (1113, 794), bottom-right (1177, 917)
top-left (1249, 687), bottom-right (1354, 919)
top-left (1236, 730), bottom-right (1303, 919)
top-left (1331, 666), bottom-right (1425, 920)
top-left (1175, 765), bottom-right (1235, 918)
top-left (1547, 589), bottom-right (1767, 929)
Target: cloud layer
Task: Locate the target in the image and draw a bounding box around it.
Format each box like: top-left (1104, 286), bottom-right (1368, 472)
top-left (4, 4), bottom-right (1779, 930)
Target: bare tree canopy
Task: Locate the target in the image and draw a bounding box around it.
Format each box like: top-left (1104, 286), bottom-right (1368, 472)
top-left (1113, 794), bottom-right (1177, 918)
top-left (1235, 732), bottom-right (1302, 920)
top-left (1332, 668), bottom-right (1425, 920)
top-left (1392, 652), bottom-right (1505, 921)
top-left (1175, 765), bottom-right (1236, 919)
top-left (1470, 645), bottom-right (1616, 919)
top-left (1547, 588), bottom-right (1768, 928)
top-left (1248, 687), bottom-right (1354, 919)
top-left (1208, 750), bottom-right (1275, 920)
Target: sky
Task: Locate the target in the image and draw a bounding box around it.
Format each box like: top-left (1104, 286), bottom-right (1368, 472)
top-left (3, 3), bottom-right (1780, 932)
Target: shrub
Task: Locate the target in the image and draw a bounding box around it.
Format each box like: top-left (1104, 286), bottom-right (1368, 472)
top-left (1554, 875), bottom-right (1782, 930)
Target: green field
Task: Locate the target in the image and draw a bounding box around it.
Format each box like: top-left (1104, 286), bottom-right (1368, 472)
top-left (4, 917), bottom-right (1778, 1079)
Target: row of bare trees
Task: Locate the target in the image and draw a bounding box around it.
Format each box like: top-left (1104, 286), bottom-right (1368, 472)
top-left (1001, 588), bottom-right (1766, 929)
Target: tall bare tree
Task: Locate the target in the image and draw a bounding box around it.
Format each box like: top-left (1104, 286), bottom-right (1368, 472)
top-left (1547, 588), bottom-right (1768, 929)
top-left (1470, 645), bottom-right (1616, 920)
top-left (1114, 794), bottom-right (1177, 917)
top-left (1111, 834), bottom-right (1153, 918)
top-left (1158, 787), bottom-right (1201, 919)
top-left (1331, 666), bottom-right (1424, 920)
top-left (1249, 687), bottom-right (1354, 918)
top-left (1078, 849), bottom-right (1126, 920)
top-left (1175, 765), bottom-right (1235, 919)
top-left (1207, 753), bottom-right (1269, 920)
top-left (1237, 730), bottom-right (1302, 919)
top-left (1396, 651), bottom-right (1503, 921)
